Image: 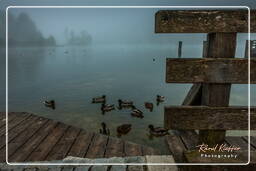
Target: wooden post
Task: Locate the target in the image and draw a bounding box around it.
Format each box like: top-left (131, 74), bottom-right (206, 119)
top-left (199, 33), bottom-right (237, 146)
top-left (202, 41), bottom-right (208, 58)
top-left (245, 40), bottom-right (256, 58)
top-left (178, 41), bottom-right (182, 58)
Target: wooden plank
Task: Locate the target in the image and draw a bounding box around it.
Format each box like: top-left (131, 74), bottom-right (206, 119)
top-left (0, 114), bottom-right (37, 150)
top-left (104, 137), bottom-right (124, 158)
top-left (184, 150), bottom-right (256, 163)
top-left (6, 117), bottom-right (48, 160)
top-left (124, 141), bottom-right (142, 156)
top-left (0, 112), bottom-right (17, 128)
top-left (225, 136), bottom-right (250, 151)
top-left (182, 84), bottom-right (202, 105)
top-left (26, 123), bottom-right (68, 161)
top-left (165, 131), bottom-right (187, 163)
top-left (155, 10), bottom-right (256, 33)
top-left (245, 40), bottom-right (256, 58)
top-left (243, 136), bottom-right (256, 149)
top-left (178, 130), bottom-right (198, 150)
top-left (0, 113), bottom-right (32, 136)
top-left (178, 41), bottom-right (182, 58)
top-left (46, 126), bottom-right (80, 161)
top-left (166, 58), bottom-right (256, 84)
top-left (141, 146), bottom-right (158, 155)
top-left (165, 106), bottom-right (255, 130)
top-left (85, 134), bottom-right (109, 158)
top-left (9, 120), bottom-right (58, 162)
top-left (67, 130), bottom-right (94, 158)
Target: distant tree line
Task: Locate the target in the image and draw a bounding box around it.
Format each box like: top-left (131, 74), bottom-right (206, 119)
top-left (0, 11), bottom-right (56, 47)
top-left (64, 28), bottom-right (92, 46)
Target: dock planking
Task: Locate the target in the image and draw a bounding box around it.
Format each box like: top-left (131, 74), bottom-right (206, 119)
top-left (0, 112), bottom-right (158, 163)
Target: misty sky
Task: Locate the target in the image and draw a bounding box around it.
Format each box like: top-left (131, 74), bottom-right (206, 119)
top-left (1, 0), bottom-right (256, 44)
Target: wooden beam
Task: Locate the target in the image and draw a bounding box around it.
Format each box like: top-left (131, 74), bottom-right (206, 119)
top-left (155, 10), bottom-right (256, 33)
top-left (166, 58), bottom-right (256, 84)
top-left (164, 106), bottom-right (256, 130)
top-left (182, 84), bottom-right (202, 105)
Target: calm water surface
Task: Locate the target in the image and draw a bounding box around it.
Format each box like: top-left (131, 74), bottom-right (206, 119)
top-left (0, 44), bottom-right (255, 153)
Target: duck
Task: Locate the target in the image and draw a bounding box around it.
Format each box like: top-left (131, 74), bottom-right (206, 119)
top-left (92, 95), bottom-right (106, 103)
top-left (43, 100), bottom-right (55, 109)
top-left (117, 124), bottom-right (132, 137)
top-left (131, 105), bottom-right (144, 118)
top-left (99, 122), bottom-right (110, 135)
top-left (145, 102), bottom-right (153, 112)
top-left (148, 124), bottom-right (169, 137)
top-left (156, 95), bottom-right (165, 106)
top-left (101, 103), bottom-right (115, 113)
top-left (118, 99), bottom-right (133, 109)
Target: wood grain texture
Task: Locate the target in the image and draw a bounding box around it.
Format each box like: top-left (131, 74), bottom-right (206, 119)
top-left (199, 33), bottom-right (236, 146)
top-left (225, 136), bottom-right (252, 151)
top-left (155, 10), bottom-right (256, 33)
top-left (166, 58), bottom-right (256, 84)
top-left (165, 132), bottom-right (187, 163)
top-left (165, 106), bottom-right (256, 130)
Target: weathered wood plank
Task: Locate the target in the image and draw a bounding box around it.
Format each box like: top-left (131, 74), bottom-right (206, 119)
top-left (104, 137), bottom-right (124, 158)
top-left (0, 113), bottom-right (32, 136)
top-left (6, 117), bottom-right (48, 160)
top-left (85, 134), bottom-right (109, 158)
top-left (165, 131), bottom-right (187, 163)
top-left (184, 150), bottom-right (256, 163)
top-left (26, 123), bottom-right (68, 161)
top-left (155, 10), bottom-right (256, 33)
top-left (0, 114), bottom-right (36, 150)
top-left (165, 106), bottom-right (256, 130)
top-left (67, 130), bottom-right (94, 158)
top-left (9, 120), bottom-right (58, 162)
top-left (0, 112), bottom-right (17, 128)
top-left (46, 126), bottom-right (80, 160)
top-left (178, 130), bottom-right (198, 150)
top-left (124, 142), bottom-right (143, 156)
top-left (243, 136), bottom-right (256, 149)
top-left (141, 145), bottom-right (159, 155)
top-left (166, 58), bottom-right (256, 84)
top-left (225, 136), bottom-right (251, 151)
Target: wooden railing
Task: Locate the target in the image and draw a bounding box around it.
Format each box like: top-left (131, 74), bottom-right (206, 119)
top-left (155, 9), bottom-right (256, 163)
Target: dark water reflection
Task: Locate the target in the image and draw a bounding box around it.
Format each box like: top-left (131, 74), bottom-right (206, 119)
top-left (0, 44), bottom-right (255, 153)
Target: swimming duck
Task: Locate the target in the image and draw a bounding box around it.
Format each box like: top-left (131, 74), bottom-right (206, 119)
top-left (99, 122), bottom-right (110, 135)
top-left (92, 95), bottom-right (106, 103)
top-left (131, 105), bottom-right (144, 118)
top-left (156, 95), bottom-right (165, 106)
top-left (101, 103), bottom-right (115, 113)
top-left (148, 124), bottom-right (169, 137)
top-left (117, 124), bottom-right (132, 137)
top-left (145, 102), bottom-right (153, 112)
top-left (43, 100), bottom-right (55, 109)
top-left (118, 99), bottom-right (133, 109)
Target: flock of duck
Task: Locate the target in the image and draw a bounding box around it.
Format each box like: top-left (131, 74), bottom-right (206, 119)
top-left (42, 94), bottom-right (169, 138)
top-left (92, 94), bottom-right (169, 137)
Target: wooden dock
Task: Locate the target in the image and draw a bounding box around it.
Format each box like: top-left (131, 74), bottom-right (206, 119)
top-left (0, 112), bottom-right (159, 163)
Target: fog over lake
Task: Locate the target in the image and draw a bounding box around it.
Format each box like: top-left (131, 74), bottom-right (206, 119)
top-left (0, 6), bottom-right (255, 152)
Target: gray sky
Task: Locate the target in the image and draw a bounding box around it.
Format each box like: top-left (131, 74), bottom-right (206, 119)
top-left (1, 0), bottom-right (256, 44)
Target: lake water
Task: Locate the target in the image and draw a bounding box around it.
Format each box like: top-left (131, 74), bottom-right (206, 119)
top-left (0, 43), bottom-right (255, 153)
